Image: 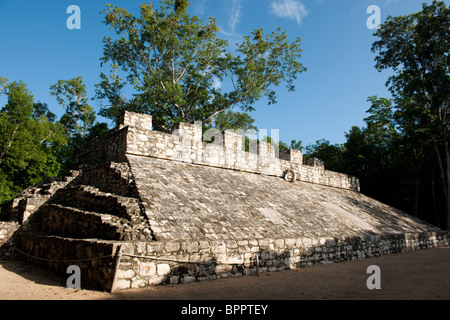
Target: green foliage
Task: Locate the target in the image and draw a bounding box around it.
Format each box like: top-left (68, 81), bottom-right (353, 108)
top-left (49, 76), bottom-right (111, 175)
top-left (50, 76), bottom-right (96, 138)
top-left (57, 122), bottom-right (110, 176)
top-left (371, 0), bottom-right (450, 228)
top-left (210, 110), bottom-right (257, 132)
top-left (304, 140), bottom-right (344, 172)
top-left (0, 80), bottom-right (67, 206)
top-left (95, 0), bottom-right (306, 131)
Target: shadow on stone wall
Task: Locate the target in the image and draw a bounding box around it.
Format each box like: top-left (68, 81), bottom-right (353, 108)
top-left (345, 196), bottom-right (440, 233)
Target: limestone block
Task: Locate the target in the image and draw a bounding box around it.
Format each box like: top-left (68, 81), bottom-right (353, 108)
top-left (157, 263), bottom-right (171, 276)
top-left (113, 279), bottom-right (131, 290)
top-left (117, 269), bottom-right (135, 280)
top-left (215, 265), bottom-right (233, 274)
top-left (274, 239), bottom-right (285, 249)
top-left (182, 276), bottom-right (196, 284)
top-left (165, 241), bottom-right (181, 253)
top-left (211, 242), bottom-right (226, 254)
top-left (182, 241), bottom-right (199, 253)
top-left (131, 279), bottom-right (148, 289)
top-left (148, 276), bottom-right (166, 286)
top-left (284, 238), bottom-right (296, 248)
top-left (167, 276), bottom-right (179, 284)
top-left (139, 262), bottom-right (157, 277)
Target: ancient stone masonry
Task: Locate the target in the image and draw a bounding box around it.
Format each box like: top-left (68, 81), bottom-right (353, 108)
top-left (1, 111), bottom-right (449, 292)
top-left (112, 112), bottom-right (361, 191)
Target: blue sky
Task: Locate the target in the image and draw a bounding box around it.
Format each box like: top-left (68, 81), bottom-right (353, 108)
top-left (0, 0), bottom-right (447, 147)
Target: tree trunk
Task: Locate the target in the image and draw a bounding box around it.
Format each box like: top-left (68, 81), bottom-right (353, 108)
top-left (435, 141), bottom-right (450, 230)
top-left (431, 171), bottom-right (441, 228)
top-left (412, 164), bottom-right (420, 218)
top-left (412, 182), bottom-right (419, 218)
top-left (0, 124), bottom-right (19, 165)
top-left (445, 140), bottom-right (450, 230)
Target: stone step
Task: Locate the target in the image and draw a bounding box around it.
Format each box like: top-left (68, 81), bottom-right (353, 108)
top-left (0, 170), bottom-right (80, 225)
top-left (51, 185), bottom-right (144, 223)
top-left (77, 162), bottom-right (139, 198)
top-left (39, 204), bottom-right (151, 241)
top-left (18, 231), bottom-right (120, 291)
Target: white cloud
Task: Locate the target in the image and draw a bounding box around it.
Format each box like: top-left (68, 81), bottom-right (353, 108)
top-left (228, 0), bottom-right (242, 33)
top-left (213, 77), bottom-right (222, 90)
top-left (194, 0), bottom-right (207, 15)
top-left (218, 0), bottom-right (243, 40)
top-left (270, 0), bottom-right (309, 25)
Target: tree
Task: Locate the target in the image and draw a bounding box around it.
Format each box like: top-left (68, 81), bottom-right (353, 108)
top-left (57, 122), bottom-right (110, 176)
top-left (95, 0), bottom-right (306, 132)
top-left (304, 139), bottom-right (345, 172)
top-left (0, 80), bottom-right (66, 206)
top-left (210, 110), bottom-right (257, 132)
top-left (0, 77), bottom-right (8, 96)
top-left (50, 76), bottom-right (96, 138)
top-left (371, 0), bottom-right (450, 229)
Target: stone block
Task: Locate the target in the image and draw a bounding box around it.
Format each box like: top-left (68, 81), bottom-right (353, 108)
top-left (135, 242), bottom-right (146, 254)
top-left (165, 241), bottom-right (181, 253)
top-left (257, 239), bottom-right (270, 248)
top-left (148, 276), bottom-right (166, 286)
top-left (211, 242), bottom-right (226, 254)
top-left (169, 276), bottom-right (180, 284)
top-left (215, 265), bottom-right (233, 274)
top-left (182, 241), bottom-right (199, 253)
top-left (274, 239), bottom-right (285, 249)
top-left (182, 276), bottom-right (196, 284)
top-left (131, 279), bottom-right (148, 289)
top-left (285, 239), bottom-right (296, 248)
top-left (157, 263), bottom-right (171, 276)
top-left (113, 279), bottom-right (131, 291)
top-left (199, 241), bottom-right (211, 250)
top-left (139, 262), bottom-right (157, 277)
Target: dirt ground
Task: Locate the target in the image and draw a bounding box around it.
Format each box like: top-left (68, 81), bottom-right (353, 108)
top-left (1, 246), bottom-right (449, 301)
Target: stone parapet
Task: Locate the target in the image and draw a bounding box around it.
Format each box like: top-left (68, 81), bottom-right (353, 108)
top-left (113, 111), bottom-right (360, 191)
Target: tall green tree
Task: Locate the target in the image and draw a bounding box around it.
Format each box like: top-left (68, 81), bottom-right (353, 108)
top-left (0, 77), bottom-right (8, 96)
top-left (305, 140), bottom-right (345, 173)
top-left (340, 95), bottom-right (445, 226)
top-left (0, 80), bottom-right (66, 206)
top-left (211, 110), bottom-right (257, 132)
top-left (371, 0), bottom-right (450, 229)
top-left (50, 76), bottom-right (96, 138)
top-left (95, 0), bottom-right (306, 132)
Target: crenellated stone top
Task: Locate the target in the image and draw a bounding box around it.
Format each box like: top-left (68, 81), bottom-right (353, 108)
top-left (113, 111), bottom-right (360, 191)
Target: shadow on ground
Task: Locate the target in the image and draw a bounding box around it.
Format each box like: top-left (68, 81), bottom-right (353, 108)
top-left (0, 258), bottom-right (67, 288)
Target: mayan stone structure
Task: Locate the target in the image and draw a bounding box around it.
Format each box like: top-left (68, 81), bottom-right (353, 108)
top-left (1, 111), bottom-right (449, 292)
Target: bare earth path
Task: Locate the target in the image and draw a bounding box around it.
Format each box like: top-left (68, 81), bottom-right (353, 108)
top-left (1, 246), bottom-right (449, 301)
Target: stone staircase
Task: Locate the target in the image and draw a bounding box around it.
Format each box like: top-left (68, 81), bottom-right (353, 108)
top-left (40, 185), bottom-right (153, 241)
top-left (1, 161), bottom-right (155, 291)
top-left (27, 162), bottom-right (155, 242)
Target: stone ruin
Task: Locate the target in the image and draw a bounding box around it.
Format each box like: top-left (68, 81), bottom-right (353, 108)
top-left (0, 111), bottom-right (449, 292)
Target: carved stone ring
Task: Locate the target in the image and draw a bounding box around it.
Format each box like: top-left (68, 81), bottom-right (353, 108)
top-left (283, 169), bottom-right (296, 183)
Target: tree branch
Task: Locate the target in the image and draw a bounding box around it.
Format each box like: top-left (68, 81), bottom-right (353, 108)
top-left (0, 123), bottom-right (19, 165)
